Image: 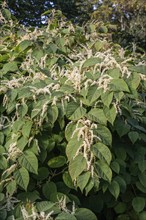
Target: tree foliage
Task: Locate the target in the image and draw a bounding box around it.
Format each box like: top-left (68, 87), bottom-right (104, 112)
top-left (92, 0), bottom-right (146, 50)
top-left (6, 0), bottom-right (146, 50)
top-left (6, 0), bottom-right (96, 26)
top-left (0, 6), bottom-right (146, 220)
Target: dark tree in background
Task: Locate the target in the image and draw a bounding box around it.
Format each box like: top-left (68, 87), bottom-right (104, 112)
top-left (6, 0), bottom-right (96, 26)
top-left (7, 0), bottom-right (55, 26)
top-left (6, 0), bottom-right (146, 50)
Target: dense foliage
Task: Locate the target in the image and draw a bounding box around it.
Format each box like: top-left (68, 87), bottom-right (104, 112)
top-left (0, 8), bottom-right (146, 220)
top-left (92, 0), bottom-right (146, 51)
top-left (6, 0), bottom-right (96, 26)
top-left (6, 0), bottom-right (146, 50)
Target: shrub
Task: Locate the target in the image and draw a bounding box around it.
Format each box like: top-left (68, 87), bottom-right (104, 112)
top-left (0, 9), bottom-right (146, 220)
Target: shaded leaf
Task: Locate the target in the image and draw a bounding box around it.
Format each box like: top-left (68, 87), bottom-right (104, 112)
top-left (109, 180), bottom-right (120, 199)
top-left (129, 65), bottom-right (146, 74)
top-left (95, 160), bottom-right (112, 182)
top-left (92, 143), bottom-right (112, 165)
top-left (56, 212), bottom-right (77, 220)
top-left (132, 197), bottom-right (145, 213)
top-left (128, 131), bottom-right (139, 144)
top-left (48, 156), bottom-right (66, 168)
top-left (63, 171), bottom-right (75, 189)
top-left (75, 208), bottom-right (97, 220)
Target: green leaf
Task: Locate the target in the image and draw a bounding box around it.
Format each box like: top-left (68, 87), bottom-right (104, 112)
top-left (77, 172), bottom-right (90, 192)
top-left (75, 208), bottom-right (97, 220)
top-left (18, 150), bottom-right (38, 174)
top-left (109, 180), bottom-right (120, 199)
top-left (108, 68), bottom-right (121, 78)
top-left (69, 154), bottom-right (87, 180)
top-left (0, 209), bottom-right (7, 220)
top-left (52, 105), bottom-right (59, 123)
top-left (87, 86), bottom-right (101, 104)
top-left (94, 125), bottom-right (112, 146)
top-left (48, 156), bottom-right (66, 168)
top-left (36, 201), bottom-right (54, 212)
top-left (12, 119), bottom-right (24, 132)
top-left (132, 197), bottom-right (145, 213)
top-left (114, 176), bottom-right (126, 193)
top-left (99, 25), bottom-right (108, 33)
top-left (101, 92), bottom-right (113, 107)
top-left (42, 182), bottom-right (57, 200)
top-left (48, 105), bottom-right (59, 125)
top-left (2, 9), bottom-right (11, 19)
top-left (32, 49), bottom-right (44, 61)
top-left (129, 65), bottom-right (146, 74)
top-left (65, 122), bottom-right (77, 142)
top-left (31, 108), bottom-right (41, 119)
top-left (56, 213), bottom-right (77, 220)
top-left (138, 173), bottom-right (146, 188)
top-left (22, 121), bottom-right (33, 138)
top-left (83, 57), bottom-right (101, 68)
top-left (138, 160), bottom-right (146, 172)
top-left (111, 161), bottom-right (120, 174)
top-left (115, 148), bottom-right (127, 161)
top-left (104, 106), bottom-right (117, 125)
top-left (88, 108), bottom-right (107, 125)
top-left (128, 131), bottom-right (139, 144)
top-left (92, 143), bottom-right (112, 165)
top-left (94, 41), bottom-right (104, 51)
top-left (16, 40), bottom-right (32, 52)
top-left (63, 171), bottom-right (75, 189)
top-left (17, 136), bottom-right (28, 151)
top-left (95, 160), bottom-right (112, 182)
top-left (66, 102), bottom-right (86, 121)
top-left (85, 179), bottom-right (94, 195)
top-left (66, 135), bottom-right (83, 161)
top-left (17, 190), bottom-right (40, 202)
top-left (0, 133), bottom-right (4, 145)
top-left (127, 72), bottom-right (141, 90)
top-left (139, 212), bottom-right (146, 220)
top-left (6, 180), bottom-right (16, 195)
top-left (34, 167), bottom-right (49, 180)
top-left (136, 181), bottom-right (146, 193)
top-left (115, 119), bottom-right (131, 137)
top-left (13, 167), bottom-right (29, 191)
top-left (18, 103), bottom-right (28, 118)
top-left (0, 193), bottom-right (5, 202)
top-left (114, 202), bottom-right (126, 214)
top-left (110, 79), bottom-right (129, 92)
top-left (1, 61), bottom-right (18, 76)
top-left (0, 156), bottom-right (8, 170)
top-left (0, 145), bottom-right (5, 155)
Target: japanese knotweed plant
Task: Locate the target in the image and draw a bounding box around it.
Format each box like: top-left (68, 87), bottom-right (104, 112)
top-left (0, 8), bottom-right (146, 220)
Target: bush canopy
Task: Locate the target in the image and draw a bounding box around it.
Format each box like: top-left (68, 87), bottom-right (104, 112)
top-left (0, 7), bottom-right (146, 220)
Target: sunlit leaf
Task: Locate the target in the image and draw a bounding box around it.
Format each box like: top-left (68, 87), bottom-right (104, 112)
top-left (14, 167), bottom-right (29, 191)
top-left (69, 154), bottom-right (87, 180)
top-left (18, 150), bottom-right (38, 174)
